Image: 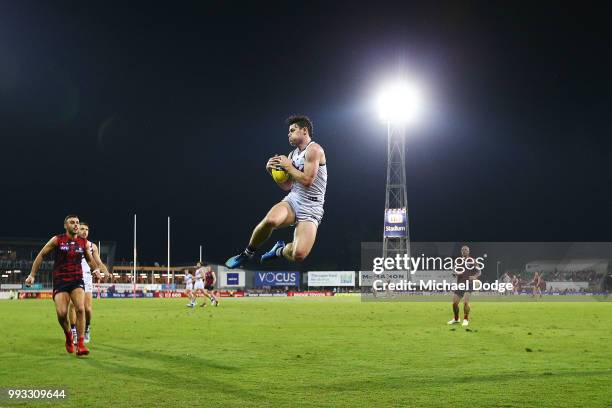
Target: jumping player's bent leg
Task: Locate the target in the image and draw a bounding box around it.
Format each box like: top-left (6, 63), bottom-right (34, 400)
top-left (281, 221), bottom-right (317, 262)
top-left (226, 202), bottom-right (295, 268)
top-left (251, 202), bottom-right (295, 248)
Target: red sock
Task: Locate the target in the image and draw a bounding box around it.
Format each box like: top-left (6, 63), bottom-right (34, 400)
top-left (464, 314), bottom-right (469, 320)
top-left (77, 336), bottom-right (85, 347)
top-left (64, 329), bottom-right (72, 340)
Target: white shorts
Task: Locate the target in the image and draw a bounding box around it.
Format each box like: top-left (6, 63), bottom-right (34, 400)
top-left (83, 272), bottom-right (93, 293)
top-left (282, 191), bottom-right (324, 227)
top-left (185, 282), bottom-right (193, 291)
top-left (194, 281), bottom-right (205, 290)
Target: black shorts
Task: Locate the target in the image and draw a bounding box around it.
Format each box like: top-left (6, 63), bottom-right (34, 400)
top-left (453, 281), bottom-right (473, 298)
top-left (205, 284), bottom-right (214, 291)
top-left (53, 279), bottom-right (85, 299)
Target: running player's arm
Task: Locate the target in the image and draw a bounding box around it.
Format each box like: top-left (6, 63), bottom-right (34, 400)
top-left (470, 258), bottom-right (482, 280)
top-left (90, 243), bottom-right (109, 280)
top-left (278, 144), bottom-right (322, 188)
top-left (211, 270), bottom-right (217, 285)
top-left (26, 236), bottom-right (58, 285)
top-left (83, 243), bottom-right (101, 281)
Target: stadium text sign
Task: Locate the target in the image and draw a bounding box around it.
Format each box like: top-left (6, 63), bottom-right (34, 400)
top-left (308, 271), bottom-right (355, 287)
top-left (384, 208), bottom-right (407, 238)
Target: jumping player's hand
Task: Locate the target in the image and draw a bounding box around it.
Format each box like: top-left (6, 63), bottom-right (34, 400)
top-left (93, 269), bottom-right (102, 282)
top-left (25, 275), bottom-right (35, 287)
top-left (266, 156), bottom-right (280, 173)
top-left (275, 155), bottom-right (292, 171)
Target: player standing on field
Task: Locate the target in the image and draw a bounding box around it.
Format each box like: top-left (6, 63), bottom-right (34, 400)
top-left (530, 271), bottom-right (543, 299)
top-left (448, 245), bottom-right (481, 327)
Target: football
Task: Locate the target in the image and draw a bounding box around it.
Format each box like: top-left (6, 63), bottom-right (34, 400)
top-left (271, 167), bottom-right (290, 183)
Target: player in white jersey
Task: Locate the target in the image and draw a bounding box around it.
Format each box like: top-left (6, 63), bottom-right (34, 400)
top-left (226, 115), bottom-right (327, 268)
top-left (192, 263), bottom-right (205, 307)
top-left (184, 269), bottom-right (195, 307)
top-left (68, 222), bottom-right (106, 343)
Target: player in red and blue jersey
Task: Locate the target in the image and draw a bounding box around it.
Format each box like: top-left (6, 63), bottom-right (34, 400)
top-left (204, 266), bottom-right (219, 306)
top-left (26, 215), bottom-right (104, 356)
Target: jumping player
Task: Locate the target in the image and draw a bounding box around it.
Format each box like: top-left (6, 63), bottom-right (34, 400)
top-left (225, 115), bottom-right (327, 268)
top-left (184, 269), bottom-right (195, 307)
top-left (68, 222), bottom-right (106, 343)
top-left (448, 245), bottom-right (481, 327)
top-left (25, 215), bottom-right (104, 356)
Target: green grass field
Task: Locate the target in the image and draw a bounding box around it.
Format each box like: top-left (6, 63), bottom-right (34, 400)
top-left (1, 297), bottom-right (611, 407)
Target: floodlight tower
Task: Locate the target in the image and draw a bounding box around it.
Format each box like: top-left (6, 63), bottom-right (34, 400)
top-left (377, 81), bottom-right (422, 268)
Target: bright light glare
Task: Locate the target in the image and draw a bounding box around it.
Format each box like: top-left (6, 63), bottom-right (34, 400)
top-left (376, 81), bottom-right (423, 124)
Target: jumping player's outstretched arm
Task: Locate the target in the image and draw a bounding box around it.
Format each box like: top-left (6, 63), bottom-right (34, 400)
top-left (276, 143), bottom-right (323, 188)
top-left (26, 236), bottom-right (58, 285)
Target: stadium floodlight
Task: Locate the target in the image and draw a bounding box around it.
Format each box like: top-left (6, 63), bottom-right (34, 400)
top-left (376, 78), bottom-right (425, 274)
top-left (376, 80), bottom-right (423, 124)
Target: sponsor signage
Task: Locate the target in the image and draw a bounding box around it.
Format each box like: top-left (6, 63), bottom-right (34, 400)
top-left (287, 291), bottom-right (333, 297)
top-left (22, 283), bottom-right (43, 290)
top-left (19, 292), bottom-right (53, 300)
top-left (308, 271), bottom-right (355, 287)
top-left (254, 271), bottom-right (300, 287)
top-left (1, 284), bottom-right (22, 290)
top-left (218, 269), bottom-right (246, 288)
top-left (100, 292), bottom-right (155, 298)
top-left (219, 291), bottom-right (244, 298)
top-left (384, 208), bottom-right (408, 238)
top-left (359, 270), bottom-right (455, 288)
top-left (246, 293), bottom-right (288, 297)
top-left (227, 273), bottom-right (239, 285)
top-left (359, 271), bottom-right (409, 286)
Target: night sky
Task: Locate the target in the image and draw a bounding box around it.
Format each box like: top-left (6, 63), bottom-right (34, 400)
top-left (1, 2), bottom-right (611, 270)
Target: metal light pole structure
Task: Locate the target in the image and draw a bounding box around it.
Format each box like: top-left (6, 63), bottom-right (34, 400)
top-left (382, 121), bottom-right (410, 263)
top-left (377, 80), bottom-right (422, 271)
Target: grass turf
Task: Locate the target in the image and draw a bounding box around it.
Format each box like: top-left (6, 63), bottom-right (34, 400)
top-left (0, 297), bottom-right (611, 407)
